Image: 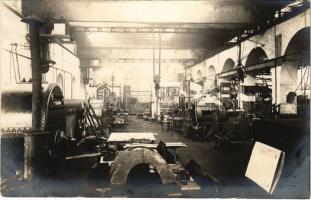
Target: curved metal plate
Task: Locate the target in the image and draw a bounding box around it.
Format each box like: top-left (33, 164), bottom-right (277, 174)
top-left (109, 147), bottom-right (176, 185)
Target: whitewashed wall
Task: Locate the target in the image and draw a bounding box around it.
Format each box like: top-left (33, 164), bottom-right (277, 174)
top-left (1, 2), bottom-right (86, 100)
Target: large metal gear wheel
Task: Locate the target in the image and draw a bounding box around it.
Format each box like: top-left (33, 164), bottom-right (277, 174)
top-left (40, 84), bottom-right (65, 131)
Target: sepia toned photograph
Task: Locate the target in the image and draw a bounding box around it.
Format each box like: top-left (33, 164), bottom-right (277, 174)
top-left (0, 0), bottom-right (310, 198)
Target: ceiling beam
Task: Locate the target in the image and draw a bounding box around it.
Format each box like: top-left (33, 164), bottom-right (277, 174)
top-left (70, 25), bottom-right (246, 34)
top-left (76, 46), bottom-right (214, 50)
top-left (77, 47), bottom-right (207, 50)
top-left (116, 58), bottom-right (199, 64)
top-left (218, 56), bottom-right (283, 78)
top-left (68, 21), bottom-right (249, 30)
top-left (80, 58), bottom-right (199, 68)
top-left (71, 27), bottom-right (209, 34)
top-left (77, 48), bottom-right (207, 60)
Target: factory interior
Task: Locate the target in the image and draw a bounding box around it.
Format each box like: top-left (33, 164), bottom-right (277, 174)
top-left (0, 0), bottom-right (310, 198)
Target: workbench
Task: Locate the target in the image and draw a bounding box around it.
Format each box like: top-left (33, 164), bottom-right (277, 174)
top-left (107, 132), bottom-right (156, 143)
top-left (161, 120), bottom-right (173, 132)
top-left (123, 142), bottom-right (187, 150)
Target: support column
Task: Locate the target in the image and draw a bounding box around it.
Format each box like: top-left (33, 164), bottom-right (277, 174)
top-left (21, 15), bottom-right (44, 179)
top-left (187, 80), bottom-right (191, 109)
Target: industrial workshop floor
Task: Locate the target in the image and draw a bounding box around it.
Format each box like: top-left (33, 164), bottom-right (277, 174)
top-left (1, 116), bottom-right (308, 198)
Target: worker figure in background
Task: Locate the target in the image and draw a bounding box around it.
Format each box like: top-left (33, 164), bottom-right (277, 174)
top-left (229, 77), bottom-right (239, 111)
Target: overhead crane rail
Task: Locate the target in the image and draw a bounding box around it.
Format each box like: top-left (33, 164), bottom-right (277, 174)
top-left (71, 26), bottom-right (219, 34)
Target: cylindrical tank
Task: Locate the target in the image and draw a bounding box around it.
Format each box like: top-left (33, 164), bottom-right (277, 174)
top-left (64, 99), bottom-right (86, 138)
top-left (1, 83), bottom-right (66, 135)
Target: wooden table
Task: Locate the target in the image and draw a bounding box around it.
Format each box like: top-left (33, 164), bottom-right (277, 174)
top-left (124, 142), bottom-right (187, 150)
top-left (107, 132), bottom-right (156, 143)
top-left (161, 120), bottom-right (173, 132)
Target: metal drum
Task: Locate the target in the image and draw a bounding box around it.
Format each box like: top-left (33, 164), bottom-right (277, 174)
top-left (64, 99), bottom-right (86, 138)
top-left (1, 83), bottom-right (65, 137)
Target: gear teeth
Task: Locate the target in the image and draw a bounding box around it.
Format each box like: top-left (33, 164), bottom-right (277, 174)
top-left (40, 84), bottom-right (64, 131)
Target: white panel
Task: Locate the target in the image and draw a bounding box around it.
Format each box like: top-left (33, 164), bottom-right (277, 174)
top-left (246, 142), bottom-right (285, 194)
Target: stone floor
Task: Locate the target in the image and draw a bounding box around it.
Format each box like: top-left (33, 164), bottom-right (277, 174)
top-left (1, 116), bottom-right (309, 198)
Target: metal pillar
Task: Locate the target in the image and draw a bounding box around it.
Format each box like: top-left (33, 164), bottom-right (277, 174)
top-left (237, 37), bottom-right (242, 109)
top-left (22, 15), bottom-right (44, 179)
top-left (157, 85), bottom-right (160, 115)
top-left (188, 80), bottom-right (191, 109)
